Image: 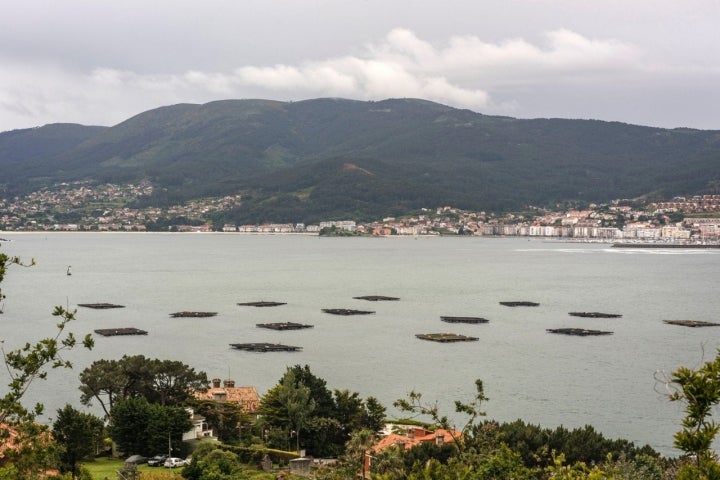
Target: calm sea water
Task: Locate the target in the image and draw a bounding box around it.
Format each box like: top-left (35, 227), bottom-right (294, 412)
top-left (1, 232), bottom-right (719, 456)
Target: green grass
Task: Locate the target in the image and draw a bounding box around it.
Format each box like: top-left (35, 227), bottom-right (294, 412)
top-left (81, 458), bottom-right (183, 480)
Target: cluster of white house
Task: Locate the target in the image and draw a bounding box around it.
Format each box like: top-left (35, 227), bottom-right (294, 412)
top-left (220, 218), bottom-right (720, 241)
top-left (479, 223), bottom-right (691, 240)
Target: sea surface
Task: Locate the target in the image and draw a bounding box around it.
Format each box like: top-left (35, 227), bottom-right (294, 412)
top-left (1, 232), bottom-right (719, 456)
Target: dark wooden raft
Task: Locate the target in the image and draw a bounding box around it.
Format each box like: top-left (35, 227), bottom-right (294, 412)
top-left (94, 328), bottom-right (147, 336)
top-left (256, 322), bottom-right (313, 330)
top-left (353, 295), bottom-right (400, 301)
top-left (416, 333), bottom-right (479, 342)
top-left (229, 343), bottom-right (301, 352)
top-left (569, 312), bottom-right (622, 318)
top-left (547, 328), bottom-right (613, 336)
top-left (237, 301), bottom-right (287, 307)
top-left (500, 301), bottom-right (540, 307)
top-left (78, 303), bottom-right (125, 309)
top-left (322, 308), bottom-right (375, 315)
top-left (441, 316), bottom-right (489, 324)
top-left (170, 311), bottom-right (218, 318)
top-left (663, 320), bottom-right (720, 328)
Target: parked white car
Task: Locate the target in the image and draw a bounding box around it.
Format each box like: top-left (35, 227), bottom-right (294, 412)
top-left (164, 457), bottom-right (189, 468)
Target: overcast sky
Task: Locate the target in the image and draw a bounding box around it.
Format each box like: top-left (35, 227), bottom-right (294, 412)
top-left (2, 0), bottom-right (719, 132)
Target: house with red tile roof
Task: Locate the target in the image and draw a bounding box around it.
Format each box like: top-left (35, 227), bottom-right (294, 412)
top-left (363, 426), bottom-right (461, 475)
top-left (193, 378), bottom-right (261, 415)
top-left (373, 426), bottom-right (461, 453)
top-left (1, 422), bottom-right (57, 475)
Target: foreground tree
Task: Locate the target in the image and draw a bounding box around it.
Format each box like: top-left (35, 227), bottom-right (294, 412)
top-left (52, 404), bottom-right (104, 479)
top-left (109, 397), bottom-right (192, 456)
top-left (668, 349), bottom-right (720, 479)
top-left (277, 368), bottom-right (315, 454)
top-left (258, 365), bottom-right (386, 457)
top-left (79, 354), bottom-right (208, 417)
top-left (0, 247), bottom-right (94, 478)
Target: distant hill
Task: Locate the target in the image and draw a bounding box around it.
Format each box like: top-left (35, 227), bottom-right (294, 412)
top-left (1, 98), bottom-right (719, 222)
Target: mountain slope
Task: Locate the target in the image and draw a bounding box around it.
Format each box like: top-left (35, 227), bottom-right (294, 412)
top-left (1, 98), bottom-right (719, 221)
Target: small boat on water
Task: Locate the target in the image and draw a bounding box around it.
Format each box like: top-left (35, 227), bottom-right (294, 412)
top-left (66, 265), bottom-right (72, 276)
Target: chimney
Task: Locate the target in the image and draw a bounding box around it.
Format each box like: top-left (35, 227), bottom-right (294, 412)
top-left (212, 378), bottom-right (221, 388)
top-left (223, 379), bottom-right (235, 388)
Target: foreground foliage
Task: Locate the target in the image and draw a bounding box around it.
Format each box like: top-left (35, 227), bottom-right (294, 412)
top-left (1, 245), bottom-right (94, 479)
top-left (4, 242), bottom-right (720, 479)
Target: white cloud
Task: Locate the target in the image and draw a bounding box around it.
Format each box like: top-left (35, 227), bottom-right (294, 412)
top-left (0, 26), bottom-right (717, 131)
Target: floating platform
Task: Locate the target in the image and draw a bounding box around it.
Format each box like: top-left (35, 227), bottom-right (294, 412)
top-left (170, 311), bottom-right (218, 318)
top-left (500, 301), bottom-right (540, 307)
top-left (353, 295), bottom-right (400, 301)
top-left (569, 312), bottom-right (622, 318)
top-left (663, 320), bottom-right (720, 328)
top-left (94, 328), bottom-right (147, 336)
top-left (322, 308), bottom-right (375, 315)
top-left (229, 342), bottom-right (301, 352)
top-left (416, 333), bottom-right (479, 343)
top-left (256, 322), bottom-right (314, 330)
top-left (440, 316), bottom-right (489, 324)
top-left (237, 301), bottom-right (287, 307)
top-left (547, 328), bottom-right (613, 336)
top-left (78, 303), bottom-right (125, 309)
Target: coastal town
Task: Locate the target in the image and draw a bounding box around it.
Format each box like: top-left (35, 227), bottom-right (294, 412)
top-left (1, 180), bottom-right (719, 243)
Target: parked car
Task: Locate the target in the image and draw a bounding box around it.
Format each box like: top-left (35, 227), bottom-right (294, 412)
top-left (164, 457), bottom-right (189, 468)
top-left (124, 454), bottom-right (147, 465)
top-left (147, 454), bottom-right (169, 467)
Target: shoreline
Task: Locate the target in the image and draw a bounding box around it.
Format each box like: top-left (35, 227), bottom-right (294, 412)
top-left (611, 242), bottom-right (720, 249)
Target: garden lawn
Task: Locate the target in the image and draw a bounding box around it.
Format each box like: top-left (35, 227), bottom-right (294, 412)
top-left (82, 457), bottom-right (183, 480)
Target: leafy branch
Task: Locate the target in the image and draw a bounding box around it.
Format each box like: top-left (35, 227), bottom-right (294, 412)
top-left (393, 378), bottom-right (488, 452)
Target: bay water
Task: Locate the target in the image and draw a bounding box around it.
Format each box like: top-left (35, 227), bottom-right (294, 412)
top-left (1, 232), bottom-right (719, 456)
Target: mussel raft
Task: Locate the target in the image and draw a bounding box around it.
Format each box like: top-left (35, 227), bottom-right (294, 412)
top-left (440, 316), bottom-right (489, 324)
top-left (416, 333), bottom-right (479, 342)
top-left (230, 343), bottom-right (301, 352)
top-left (78, 303), bottom-right (125, 309)
top-left (322, 308), bottom-right (375, 315)
top-left (237, 301), bottom-right (287, 307)
top-left (547, 328), bottom-right (613, 336)
top-left (500, 301), bottom-right (540, 307)
top-left (353, 295), bottom-right (400, 301)
top-left (170, 311), bottom-right (218, 318)
top-left (569, 312), bottom-right (622, 318)
top-left (663, 320), bottom-right (720, 327)
top-left (256, 322), bottom-right (313, 330)
top-left (94, 328), bottom-right (147, 336)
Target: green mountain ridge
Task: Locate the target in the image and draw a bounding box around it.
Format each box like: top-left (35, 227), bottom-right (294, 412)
top-left (1, 97), bottom-right (719, 222)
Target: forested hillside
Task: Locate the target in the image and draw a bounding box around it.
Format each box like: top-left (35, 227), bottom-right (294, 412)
top-left (1, 98), bottom-right (719, 222)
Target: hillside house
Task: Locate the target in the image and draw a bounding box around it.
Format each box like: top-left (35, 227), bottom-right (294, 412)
top-left (194, 378), bottom-right (261, 415)
top-left (363, 426), bottom-right (461, 475)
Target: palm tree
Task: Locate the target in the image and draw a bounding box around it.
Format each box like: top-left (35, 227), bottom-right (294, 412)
top-left (344, 428), bottom-right (376, 479)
